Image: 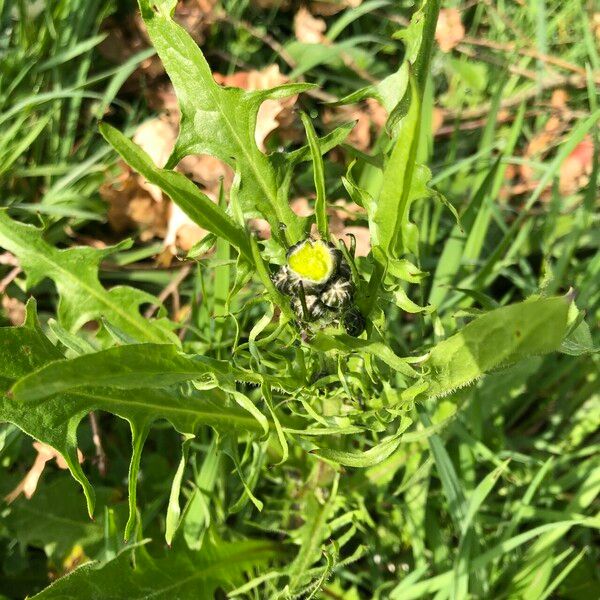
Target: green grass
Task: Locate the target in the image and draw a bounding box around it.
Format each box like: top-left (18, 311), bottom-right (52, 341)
top-left (0, 0), bottom-right (598, 599)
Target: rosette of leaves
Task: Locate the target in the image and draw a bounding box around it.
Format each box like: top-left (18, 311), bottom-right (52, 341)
top-left (0, 0), bottom-right (594, 596)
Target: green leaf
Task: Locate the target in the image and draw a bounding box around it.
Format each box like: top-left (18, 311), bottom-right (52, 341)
top-left (310, 333), bottom-right (419, 378)
top-left (0, 300), bottom-right (96, 514)
top-left (6, 478), bottom-right (111, 563)
top-left (452, 460), bottom-right (510, 599)
top-left (31, 536), bottom-right (280, 600)
top-left (287, 121), bottom-right (355, 167)
top-left (373, 76), bottom-right (429, 259)
top-left (249, 236), bottom-right (295, 322)
top-left (390, 520), bottom-right (598, 600)
top-left (327, 0), bottom-right (391, 40)
top-left (300, 112), bottom-right (329, 240)
top-left (165, 434), bottom-right (194, 546)
top-left (99, 122), bottom-right (252, 261)
top-left (559, 319), bottom-right (597, 355)
top-left (0, 212), bottom-right (176, 343)
top-left (286, 477), bottom-right (345, 593)
top-left (393, 287), bottom-right (434, 314)
top-left (10, 343), bottom-right (297, 403)
top-left (428, 157), bottom-right (503, 307)
top-left (183, 438), bottom-right (221, 550)
top-left (334, 0), bottom-right (439, 115)
top-left (311, 417), bottom-right (412, 467)
top-left (423, 296), bottom-right (571, 399)
top-left (135, 0), bottom-right (313, 244)
top-left (1, 312), bottom-right (276, 532)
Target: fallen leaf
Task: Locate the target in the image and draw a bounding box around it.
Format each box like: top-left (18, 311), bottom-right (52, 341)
top-left (164, 202), bottom-right (207, 252)
top-left (99, 1), bottom-right (219, 109)
top-left (435, 8), bottom-right (465, 53)
top-left (103, 64), bottom-right (297, 256)
top-left (323, 99), bottom-right (387, 151)
top-left (174, 0), bottom-right (220, 43)
top-left (366, 98), bottom-right (388, 129)
top-left (324, 105), bottom-right (370, 151)
top-left (288, 197), bottom-right (369, 255)
top-left (214, 64), bottom-right (298, 151)
top-left (251, 0), bottom-right (292, 10)
top-left (341, 225), bottom-right (370, 257)
top-left (1, 294), bottom-right (26, 325)
top-left (290, 197), bottom-right (314, 218)
top-left (100, 162), bottom-right (169, 240)
top-left (559, 136), bottom-right (594, 195)
top-left (432, 107), bottom-right (445, 134)
top-left (5, 442), bottom-right (84, 504)
top-left (133, 115), bottom-right (178, 200)
top-left (518, 98), bottom-right (570, 187)
top-left (551, 89), bottom-right (569, 109)
top-left (311, 0), bottom-right (362, 17)
top-left (294, 7), bottom-right (327, 44)
top-left (251, 0), bottom-right (360, 15)
top-left (99, 13), bottom-right (163, 90)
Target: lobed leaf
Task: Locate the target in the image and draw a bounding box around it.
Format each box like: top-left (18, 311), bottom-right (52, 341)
top-left (0, 211), bottom-right (176, 343)
top-left (300, 112), bottom-right (329, 240)
top-left (311, 416), bottom-right (412, 468)
top-left (423, 296), bottom-right (571, 399)
top-left (373, 76), bottom-right (429, 259)
top-left (99, 122), bottom-right (252, 261)
top-left (135, 0), bottom-right (313, 245)
top-left (1, 308), bottom-right (276, 533)
top-left (11, 343), bottom-right (299, 403)
top-left (31, 537), bottom-right (280, 600)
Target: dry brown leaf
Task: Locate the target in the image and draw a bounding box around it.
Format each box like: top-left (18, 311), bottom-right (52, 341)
top-left (98, 1), bottom-right (219, 111)
top-left (290, 197), bottom-right (313, 219)
top-left (327, 199), bottom-right (369, 256)
top-left (251, 0), bottom-right (360, 15)
top-left (133, 115), bottom-right (178, 202)
top-left (214, 65), bottom-right (297, 151)
top-left (164, 202), bottom-right (207, 252)
top-left (1, 295), bottom-right (26, 325)
top-left (100, 163), bottom-right (169, 240)
top-left (366, 98), bottom-right (387, 129)
top-left (134, 116), bottom-right (176, 170)
top-left (174, 0), bottom-right (220, 42)
top-left (435, 8), bottom-right (465, 53)
top-left (287, 197), bottom-right (369, 254)
top-left (559, 136), bottom-right (594, 195)
top-left (311, 0), bottom-right (362, 17)
top-left (323, 100), bottom-right (387, 152)
top-left (5, 442), bottom-right (84, 504)
top-left (294, 7), bottom-right (327, 44)
top-left (251, 0), bottom-right (292, 9)
top-left (432, 107), bottom-right (445, 134)
top-left (323, 105), bottom-right (370, 151)
top-left (518, 95), bottom-right (570, 186)
top-left (102, 115), bottom-right (225, 254)
top-left (248, 217), bottom-right (271, 239)
top-left (550, 89), bottom-right (569, 109)
top-left (341, 226), bottom-right (370, 257)
top-left (179, 154), bottom-right (232, 189)
top-left (500, 91), bottom-right (590, 202)
top-left (99, 14), bottom-right (164, 91)
top-left (103, 64), bottom-right (296, 256)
